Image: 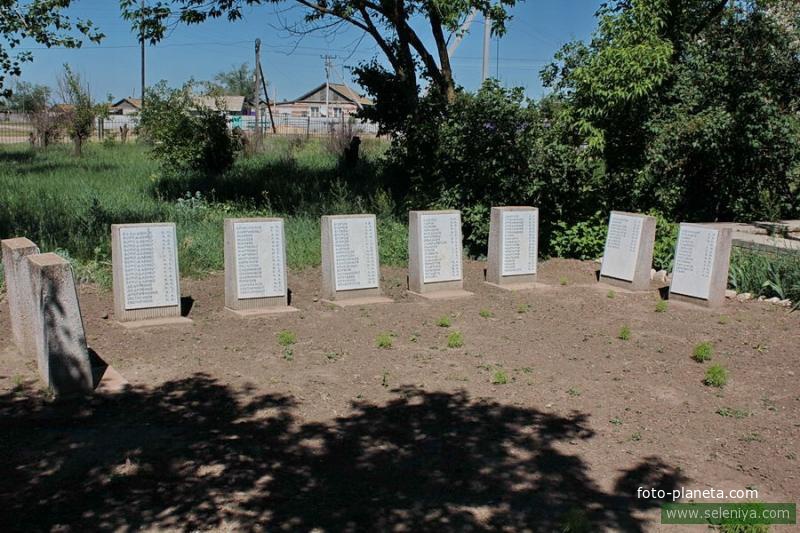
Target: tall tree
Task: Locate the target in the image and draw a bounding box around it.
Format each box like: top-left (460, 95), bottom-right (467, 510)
top-left (0, 1), bottom-right (103, 96)
top-left (1, 81), bottom-right (50, 112)
top-left (212, 63), bottom-right (258, 96)
top-left (57, 65), bottom-right (104, 157)
top-left (120, 0), bottom-right (518, 131)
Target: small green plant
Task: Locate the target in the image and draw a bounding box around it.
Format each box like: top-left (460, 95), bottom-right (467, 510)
top-left (559, 276), bottom-right (569, 286)
top-left (282, 347), bottom-right (293, 361)
top-left (567, 387), bottom-right (581, 397)
top-left (479, 308), bottom-right (493, 318)
top-left (436, 315), bottom-right (452, 327)
top-left (324, 350), bottom-right (343, 362)
top-left (693, 341), bottom-right (713, 362)
top-left (704, 364), bottom-right (728, 388)
top-left (447, 331), bottom-right (464, 348)
top-left (618, 325), bottom-right (631, 341)
top-left (609, 417), bottom-right (623, 426)
top-left (607, 290), bottom-right (616, 299)
top-left (716, 407), bottom-right (750, 419)
top-left (376, 332), bottom-right (393, 349)
top-left (718, 524), bottom-right (769, 533)
top-left (381, 371), bottom-right (389, 387)
top-left (517, 303), bottom-right (530, 314)
top-left (718, 315), bottom-right (730, 325)
top-left (277, 330), bottom-right (296, 347)
top-left (492, 370), bottom-right (509, 385)
top-left (655, 300), bottom-right (668, 313)
top-left (630, 431), bottom-right (642, 442)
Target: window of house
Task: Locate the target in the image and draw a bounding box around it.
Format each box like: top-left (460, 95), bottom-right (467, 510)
top-left (310, 106), bottom-right (320, 117)
top-left (333, 107), bottom-right (343, 118)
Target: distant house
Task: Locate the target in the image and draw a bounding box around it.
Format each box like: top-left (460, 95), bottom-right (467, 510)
top-left (274, 83), bottom-right (372, 118)
top-left (109, 97), bottom-right (141, 115)
top-left (192, 95), bottom-right (246, 116)
top-left (50, 103), bottom-right (75, 114)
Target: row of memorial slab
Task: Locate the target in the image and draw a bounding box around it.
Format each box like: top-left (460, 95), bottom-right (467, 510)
top-left (1, 208), bottom-right (732, 396)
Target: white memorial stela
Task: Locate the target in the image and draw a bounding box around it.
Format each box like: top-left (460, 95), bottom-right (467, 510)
top-left (331, 217), bottom-right (380, 291)
top-left (234, 221), bottom-right (286, 299)
top-left (670, 225), bottom-right (718, 300)
top-left (421, 213), bottom-right (462, 283)
top-left (500, 210), bottom-right (538, 276)
top-left (120, 225), bottom-right (180, 310)
top-left (600, 213), bottom-right (643, 281)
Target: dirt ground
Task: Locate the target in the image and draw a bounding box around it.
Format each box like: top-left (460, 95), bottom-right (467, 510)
top-left (1, 258), bottom-right (798, 532)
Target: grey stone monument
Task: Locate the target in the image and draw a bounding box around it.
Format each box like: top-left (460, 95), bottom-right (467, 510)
top-left (1, 237), bottom-right (40, 356)
top-left (669, 223), bottom-right (732, 308)
top-left (321, 214), bottom-right (392, 306)
top-left (111, 223), bottom-right (192, 327)
top-left (27, 253), bottom-right (94, 396)
top-left (486, 206), bottom-right (540, 290)
top-left (599, 211), bottom-right (657, 291)
top-left (224, 217), bottom-right (298, 316)
top-left (408, 210), bottom-right (473, 299)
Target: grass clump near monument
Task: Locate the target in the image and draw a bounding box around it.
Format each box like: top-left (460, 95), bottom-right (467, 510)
top-left (692, 341), bottom-right (713, 362)
top-left (704, 364), bottom-right (728, 388)
top-left (277, 330), bottom-right (296, 347)
top-left (618, 325), bottom-right (631, 341)
top-left (517, 303), bottom-right (530, 314)
top-left (447, 331), bottom-right (464, 349)
top-left (607, 290), bottom-right (615, 299)
top-left (479, 309), bottom-right (493, 318)
top-left (436, 315), bottom-right (452, 327)
top-left (655, 300), bottom-right (668, 313)
top-left (376, 332), bottom-right (393, 349)
top-left (716, 407), bottom-right (750, 419)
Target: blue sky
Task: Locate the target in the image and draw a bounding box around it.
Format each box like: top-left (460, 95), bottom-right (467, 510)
top-left (13, 0), bottom-right (603, 103)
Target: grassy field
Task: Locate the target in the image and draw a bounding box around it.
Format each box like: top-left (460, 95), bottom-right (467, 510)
top-left (0, 138), bottom-right (406, 290)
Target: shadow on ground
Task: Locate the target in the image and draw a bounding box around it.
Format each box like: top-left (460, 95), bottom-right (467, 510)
top-left (0, 376), bottom-right (685, 531)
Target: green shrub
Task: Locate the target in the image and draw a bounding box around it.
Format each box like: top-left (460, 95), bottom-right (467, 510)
top-left (436, 315), bottom-right (452, 327)
top-left (618, 325), bottom-right (631, 341)
top-left (655, 300), bottom-right (668, 313)
top-left (139, 81), bottom-right (241, 177)
top-left (492, 370), bottom-right (508, 385)
top-left (376, 332), bottom-right (393, 349)
top-left (479, 309), bottom-right (493, 318)
top-left (729, 248), bottom-right (800, 307)
top-left (549, 212), bottom-right (608, 260)
top-left (277, 330), bottom-right (296, 347)
top-left (704, 364), bottom-right (728, 387)
top-left (693, 342), bottom-right (713, 362)
top-left (447, 331), bottom-right (464, 349)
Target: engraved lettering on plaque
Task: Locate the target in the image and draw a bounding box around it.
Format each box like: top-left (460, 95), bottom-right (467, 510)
top-left (501, 210), bottom-right (538, 276)
top-left (331, 217), bottom-right (379, 291)
top-left (600, 213), bottom-right (643, 281)
top-left (120, 225), bottom-right (180, 310)
top-left (234, 221), bottom-right (286, 299)
top-left (670, 225), bottom-right (718, 300)
top-left (421, 213), bottom-right (462, 283)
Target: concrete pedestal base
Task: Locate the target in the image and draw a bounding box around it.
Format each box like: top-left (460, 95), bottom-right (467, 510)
top-left (225, 306), bottom-right (299, 317)
top-left (408, 289), bottom-right (474, 300)
top-left (321, 296), bottom-right (393, 307)
top-left (116, 316), bottom-right (194, 329)
top-left (485, 281), bottom-right (550, 292)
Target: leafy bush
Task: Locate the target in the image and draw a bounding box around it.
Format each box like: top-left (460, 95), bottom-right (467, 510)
top-left (704, 365), bottom-right (728, 388)
top-left (692, 342), bottom-right (713, 363)
top-left (549, 212), bottom-right (608, 260)
top-left (729, 249), bottom-right (800, 306)
top-left (139, 81), bottom-right (241, 177)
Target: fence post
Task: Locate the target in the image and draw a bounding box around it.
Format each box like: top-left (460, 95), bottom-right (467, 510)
top-left (306, 115), bottom-right (311, 139)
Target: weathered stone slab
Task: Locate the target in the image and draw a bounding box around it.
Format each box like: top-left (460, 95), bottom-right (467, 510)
top-left (321, 214), bottom-right (391, 305)
top-left (669, 223), bottom-right (732, 308)
top-left (599, 211), bottom-right (656, 291)
top-left (486, 206), bottom-right (539, 290)
top-left (408, 210), bottom-right (473, 299)
top-left (224, 217), bottom-right (298, 316)
top-left (27, 253), bottom-right (93, 396)
top-left (111, 223), bottom-right (191, 325)
top-left (1, 237), bottom-right (40, 356)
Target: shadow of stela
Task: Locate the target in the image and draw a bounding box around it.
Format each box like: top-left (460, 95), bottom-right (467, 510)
top-left (0, 378), bottom-right (686, 532)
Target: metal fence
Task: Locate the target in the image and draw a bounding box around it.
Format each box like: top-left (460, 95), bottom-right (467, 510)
top-left (0, 111), bottom-right (379, 145)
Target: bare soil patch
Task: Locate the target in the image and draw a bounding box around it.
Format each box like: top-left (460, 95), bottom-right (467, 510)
top-left (1, 259), bottom-right (798, 531)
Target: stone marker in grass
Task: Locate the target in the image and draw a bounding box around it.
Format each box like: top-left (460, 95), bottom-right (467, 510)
top-left (486, 206), bottom-right (541, 290)
top-left (224, 217), bottom-right (298, 316)
top-left (669, 223), bottom-right (732, 308)
top-left (408, 210), bottom-right (473, 300)
top-left (1, 237), bottom-right (40, 357)
top-left (599, 211), bottom-right (657, 291)
top-left (111, 223), bottom-right (192, 327)
top-left (321, 214), bottom-right (392, 306)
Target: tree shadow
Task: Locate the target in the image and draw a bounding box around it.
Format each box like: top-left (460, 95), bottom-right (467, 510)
top-left (0, 377), bottom-right (686, 532)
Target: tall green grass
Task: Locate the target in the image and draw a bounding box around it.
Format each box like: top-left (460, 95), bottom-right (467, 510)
top-left (729, 248), bottom-right (800, 306)
top-left (0, 140), bottom-right (405, 289)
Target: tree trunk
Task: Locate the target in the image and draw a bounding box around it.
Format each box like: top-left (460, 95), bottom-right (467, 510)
top-left (74, 136), bottom-right (82, 157)
top-left (428, 9), bottom-right (457, 103)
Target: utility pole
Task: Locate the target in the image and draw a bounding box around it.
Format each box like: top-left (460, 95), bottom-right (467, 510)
top-left (254, 38), bottom-right (262, 146)
top-left (481, 14), bottom-right (491, 82)
top-left (140, 0), bottom-right (146, 107)
top-left (322, 55), bottom-right (335, 117)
